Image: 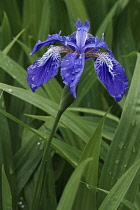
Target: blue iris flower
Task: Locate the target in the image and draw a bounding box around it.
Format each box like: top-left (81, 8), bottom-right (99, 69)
top-left (27, 19), bottom-right (128, 102)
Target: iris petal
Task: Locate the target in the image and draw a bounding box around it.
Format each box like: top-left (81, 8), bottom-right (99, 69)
top-left (61, 52), bottom-right (85, 98)
top-left (94, 53), bottom-right (128, 101)
top-left (63, 34), bottom-right (78, 51)
top-left (75, 19), bottom-right (90, 52)
top-left (83, 34), bottom-right (109, 53)
top-left (30, 33), bottom-right (64, 55)
top-left (94, 34), bottom-right (109, 50)
top-left (27, 47), bottom-right (61, 91)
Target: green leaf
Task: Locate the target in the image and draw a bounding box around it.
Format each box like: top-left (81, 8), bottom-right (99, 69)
top-left (40, 152), bottom-right (57, 210)
top-left (17, 39), bottom-right (38, 63)
top-left (0, 109), bottom-right (81, 193)
top-left (3, 29), bottom-right (26, 55)
top-left (64, 0), bottom-right (89, 30)
top-left (37, 0), bottom-right (50, 40)
top-left (0, 51), bottom-right (28, 88)
top-left (57, 159), bottom-right (92, 210)
top-left (68, 107), bottom-right (119, 123)
top-left (0, 84), bottom-right (92, 142)
top-left (99, 160), bottom-right (140, 210)
top-left (2, 165), bottom-right (12, 210)
top-left (96, 2), bottom-right (118, 37)
top-left (43, 78), bottom-right (62, 103)
top-left (113, 6), bottom-right (136, 83)
top-left (0, 12), bottom-right (11, 50)
top-left (22, 0), bottom-right (45, 41)
top-left (0, 91), bottom-right (16, 209)
top-left (1, 0), bottom-right (21, 35)
top-left (73, 112), bottom-right (107, 210)
top-left (0, 51), bottom-right (46, 96)
top-left (98, 53), bottom-right (140, 206)
top-left (96, 0), bottom-right (130, 37)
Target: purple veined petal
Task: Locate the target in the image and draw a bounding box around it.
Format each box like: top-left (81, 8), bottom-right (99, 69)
top-left (82, 33), bottom-right (96, 52)
top-left (30, 32), bottom-right (64, 55)
top-left (61, 52), bottom-right (85, 98)
top-left (94, 52), bottom-right (128, 102)
top-left (94, 34), bottom-right (109, 51)
top-left (63, 34), bottom-right (78, 51)
top-left (83, 33), bottom-right (109, 52)
top-left (75, 19), bottom-right (90, 52)
top-left (27, 46), bottom-right (61, 91)
top-left (86, 33), bottom-right (95, 44)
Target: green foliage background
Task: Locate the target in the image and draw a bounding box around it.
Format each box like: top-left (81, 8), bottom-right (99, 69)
top-left (0, 0), bottom-right (140, 209)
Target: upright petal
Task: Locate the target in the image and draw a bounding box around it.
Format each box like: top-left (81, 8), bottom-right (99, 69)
top-left (83, 33), bottom-right (109, 52)
top-left (76, 19), bottom-right (90, 52)
top-left (94, 34), bottom-right (109, 50)
top-left (63, 33), bottom-right (78, 51)
top-left (30, 32), bottom-right (64, 55)
top-left (27, 46), bottom-right (61, 91)
top-left (61, 52), bottom-right (85, 98)
top-left (94, 53), bottom-right (128, 102)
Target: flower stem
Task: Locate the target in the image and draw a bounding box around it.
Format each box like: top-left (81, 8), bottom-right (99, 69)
top-left (31, 110), bottom-right (63, 210)
top-left (31, 85), bottom-right (74, 210)
top-left (42, 110), bottom-right (63, 161)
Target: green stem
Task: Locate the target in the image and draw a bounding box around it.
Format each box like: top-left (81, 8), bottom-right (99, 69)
top-left (31, 110), bottom-right (63, 210)
top-left (31, 85), bottom-right (74, 210)
top-left (41, 110), bottom-right (63, 162)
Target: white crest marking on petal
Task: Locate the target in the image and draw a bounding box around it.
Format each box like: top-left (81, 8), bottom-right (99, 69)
top-left (31, 76), bottom-right (35, 81)
top-left (38, 46), bottom-right (61, 67)
top-left (96, 53), bottom-right (116, 77)
top-left (31, 84), bottom-right (36, 88)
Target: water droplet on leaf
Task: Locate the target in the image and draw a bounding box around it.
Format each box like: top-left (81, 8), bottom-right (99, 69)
top-left (9, 166), bottom-right (13, 174)
top-left (39, 142), bottom-right (45, 150)
top-left (1, 101), bottom-right (4, 108)
top-left (87, 184), bottom-right (93, 189)
top-left (6, 88), bottom-right (13, 93)
top-left (18, 201), bottom-right (22, 205)
top-left (132, 147), bottom-right (136, 153)
top-left (115, 160), bottom-right (119, 165)
top-left (118, 143), bottom-right (124, 150)
top-left (131, 119), bottom-right (136, 127)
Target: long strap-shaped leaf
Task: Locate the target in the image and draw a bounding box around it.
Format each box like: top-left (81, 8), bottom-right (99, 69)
top-left (71, 111), bottom-right (107, 210)
top-left (0, 83), bottom-right (91, 142)
top-left (99, 53), bottom-right (140, 205)
top-left (57, 159), bottom-right (92, 210)
top-left (2, 165), bottom-right (12, 210)
top-left (99, 160), bottom-right (140, 210)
